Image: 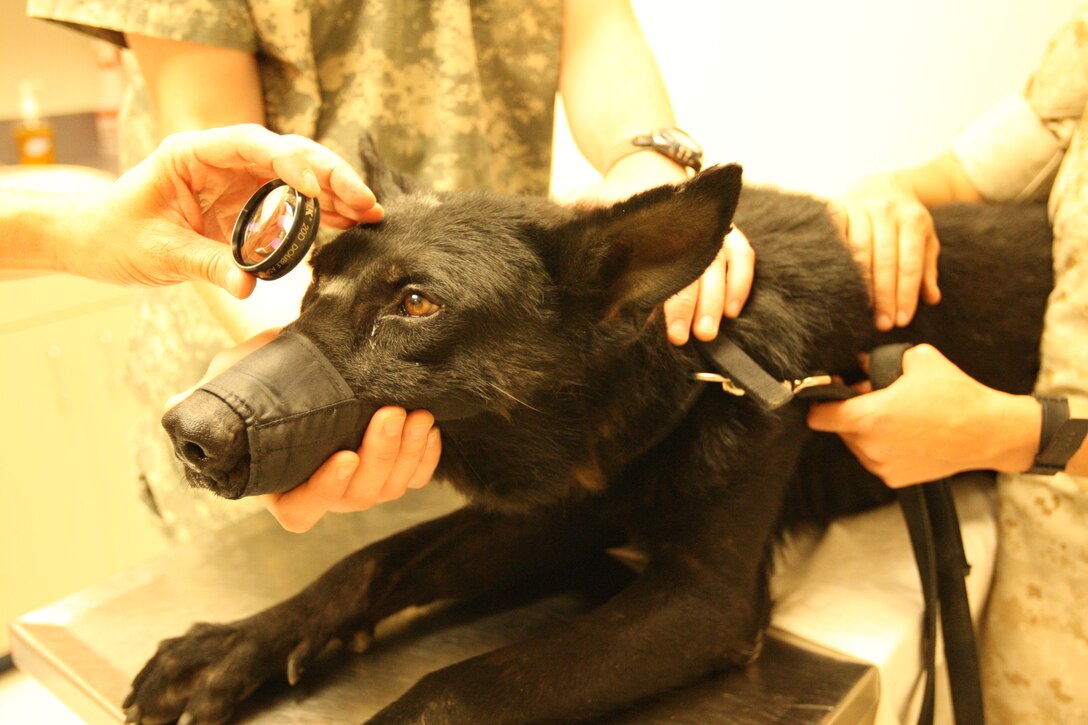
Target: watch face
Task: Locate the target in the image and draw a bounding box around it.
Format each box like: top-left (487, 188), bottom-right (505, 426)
top-left (627, 127), bottom-right (704, 172)
top-left (660, 127), bottom-right (702, 155)
top-left (655, 127), bottom-right (703, 171)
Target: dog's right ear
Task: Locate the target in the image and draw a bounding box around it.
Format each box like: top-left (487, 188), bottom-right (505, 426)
top-left (358, 134), bottom-right (419, 201)
top-left (546, 164), bottom-right (743, 319)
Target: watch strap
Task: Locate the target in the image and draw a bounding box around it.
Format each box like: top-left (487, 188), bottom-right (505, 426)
top-left (1029, 396), bottom-right (1088, 475)
top-left (608, 127), bottom-right (704, 174)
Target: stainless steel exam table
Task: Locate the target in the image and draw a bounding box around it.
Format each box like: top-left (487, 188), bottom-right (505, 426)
top-left (11, 485), bottom-right (878, 724)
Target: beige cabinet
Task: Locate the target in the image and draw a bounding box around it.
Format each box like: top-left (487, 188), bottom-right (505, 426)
top-left (0, 276), bottom-right (168, 654)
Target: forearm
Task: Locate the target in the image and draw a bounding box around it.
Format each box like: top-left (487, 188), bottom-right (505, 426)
top-left (0, 191), bottom-right (99, 276)
top-left (984, 392), bottom-right (1044, 474)
top-left (810, 346), bottom-right (1088, 487)
top-left (559, 0), bottom-right (679, 174)
top-left (126, 34), bottom-right (265, 134)
top-left (0, 191), bottom-right (61, 273)
top-left (936, 390), bottom-right (1088, 479)
top-left (854, 151), bottom-right (984, 207)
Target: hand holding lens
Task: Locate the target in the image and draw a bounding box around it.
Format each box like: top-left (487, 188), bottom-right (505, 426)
top-left (231, 180), bottom-right (320, 280)
top-left (164, 182), bottom-right (368, 498)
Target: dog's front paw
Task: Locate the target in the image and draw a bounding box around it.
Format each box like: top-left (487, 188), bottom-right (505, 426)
top-left (123, 616), bottom-right (366, 725)
top-left (122, 621), bottom-right (278, 725)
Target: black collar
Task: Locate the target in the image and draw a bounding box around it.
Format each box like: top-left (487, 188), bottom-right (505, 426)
top-left (693, 337), bottom-right (853, 410)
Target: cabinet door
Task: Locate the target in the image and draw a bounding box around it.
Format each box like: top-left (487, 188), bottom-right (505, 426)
top-left (0, 295), bottom-right (167, 654)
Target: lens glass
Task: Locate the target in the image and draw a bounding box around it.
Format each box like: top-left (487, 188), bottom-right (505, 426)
top-left (239, 185), bottom-right (300, 266)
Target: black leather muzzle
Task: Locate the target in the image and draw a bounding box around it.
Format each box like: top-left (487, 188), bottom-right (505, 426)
top-left (163, 330), bottom-right (375, 497)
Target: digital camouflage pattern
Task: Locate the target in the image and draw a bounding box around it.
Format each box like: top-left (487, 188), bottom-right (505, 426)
top-left (28, 0), bottom-right (562, 193)
top-left (29, 0), bottom-right (562, 540)
top-left (964, 5), bottom-right (1088, 722)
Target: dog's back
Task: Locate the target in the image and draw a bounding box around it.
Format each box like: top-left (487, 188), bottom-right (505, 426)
top-left (887, 201), bottom-right (1052, 391)
top-left (730, 188), bottom-right (1050, 396)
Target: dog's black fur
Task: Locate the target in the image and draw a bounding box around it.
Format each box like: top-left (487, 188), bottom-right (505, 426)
top-left (126, 148), bottom-right (1052, 724)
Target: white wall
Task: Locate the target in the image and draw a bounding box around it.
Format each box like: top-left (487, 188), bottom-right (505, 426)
top-left (5, 0), bottom-right (1079, 191)
top-left (553, 0), bottom-right (1084, 198)
top-left (0, 0), bottom-right (102, 118)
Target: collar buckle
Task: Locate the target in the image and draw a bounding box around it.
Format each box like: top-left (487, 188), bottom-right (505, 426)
top-left (691, 371), bottom-right (834, 399)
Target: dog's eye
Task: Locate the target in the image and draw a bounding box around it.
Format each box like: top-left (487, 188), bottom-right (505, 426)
top-left (402, 292), bottom-right (441, 318)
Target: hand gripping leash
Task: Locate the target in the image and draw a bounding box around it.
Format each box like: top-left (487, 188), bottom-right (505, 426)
top-left (868, 344), bottom-right (984, 725)
top-left (696, 338), bottom-right (984, 725)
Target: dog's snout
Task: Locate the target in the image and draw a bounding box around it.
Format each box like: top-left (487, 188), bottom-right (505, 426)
top-left (162, 390), bottom-right (249, 498)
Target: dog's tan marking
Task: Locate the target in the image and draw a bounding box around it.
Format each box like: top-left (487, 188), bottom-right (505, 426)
top-left (374, 599), bottom-right (456, 639)
top-left (322, 275), bottom-right (358, 300)
top-left (572, 459), bottom-right (607, 493)
top-left (348, 630), bottom-right (374, 653)
top-left (606, 544), bottom-right (649, 573)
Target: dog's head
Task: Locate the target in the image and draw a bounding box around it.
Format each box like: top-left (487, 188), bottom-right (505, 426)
top-left (162, 143), bottom-right (741, 500)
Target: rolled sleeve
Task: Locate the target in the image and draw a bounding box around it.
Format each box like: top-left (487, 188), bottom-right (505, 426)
top-left (27, 0), bottom-right (258, 52)
top-left (951, 92), bottom-right (1067, 203)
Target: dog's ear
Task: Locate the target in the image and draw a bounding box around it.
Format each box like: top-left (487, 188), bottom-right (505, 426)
top-left (358, 133), bottom-right (420, 201)
top-left (549, 164), bottom-right (743, 318)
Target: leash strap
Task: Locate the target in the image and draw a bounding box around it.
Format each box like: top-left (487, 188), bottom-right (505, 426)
top-left (925, 481), bottom-right (984, 725)
top-left (860, 343), bottom-right (984, 725)
top-left (867, 345), bottom-right (938, 725)
top-left (695, 339), bottom-right (984, 725)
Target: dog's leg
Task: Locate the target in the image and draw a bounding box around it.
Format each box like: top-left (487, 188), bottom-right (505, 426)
top-left (366, 507), bottom-right (776, 725)
top-left (123, 504), bottom-right (615, 725)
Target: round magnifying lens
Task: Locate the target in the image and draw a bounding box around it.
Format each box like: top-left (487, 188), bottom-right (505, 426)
top-left (231, 180), bottom-right (320, 280)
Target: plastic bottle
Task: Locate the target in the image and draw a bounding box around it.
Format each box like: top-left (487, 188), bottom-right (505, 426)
top-left (13, 80), bottom-right (56, 165)
top-left (94, 42), bottom-right (122, 170)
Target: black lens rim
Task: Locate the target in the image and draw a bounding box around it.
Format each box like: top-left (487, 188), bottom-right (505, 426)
top-left (231, 179), bottom-right (321, 281)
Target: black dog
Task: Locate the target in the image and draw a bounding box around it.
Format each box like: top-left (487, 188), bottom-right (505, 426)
top-left (125, 148), bottom-right (1052, 723)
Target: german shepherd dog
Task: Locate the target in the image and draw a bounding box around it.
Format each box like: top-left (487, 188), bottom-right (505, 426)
top-left (124, 144), bottom-right (1052, 724)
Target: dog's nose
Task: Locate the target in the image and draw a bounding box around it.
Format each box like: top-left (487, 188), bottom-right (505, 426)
top-left (161, 390), bottom-right (249, 497)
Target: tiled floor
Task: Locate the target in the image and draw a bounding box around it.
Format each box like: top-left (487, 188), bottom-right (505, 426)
top-left (0, 666), bottom-right (83, 724)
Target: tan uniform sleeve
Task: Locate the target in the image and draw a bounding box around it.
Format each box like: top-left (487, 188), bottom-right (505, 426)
top-left (952, 4), bottom-right (1088, 202)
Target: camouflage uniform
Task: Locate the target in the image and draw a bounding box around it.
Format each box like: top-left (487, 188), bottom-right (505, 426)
top-left (951, 5), bottom-right (1088, 722)
top-left (29, 0), bottom-right (562, 540)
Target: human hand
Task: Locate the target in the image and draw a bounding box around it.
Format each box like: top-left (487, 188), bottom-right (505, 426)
top-left (262, 406), bottom-right (440, 533)
top-left (69, 124), bottom-right (383, 298)
top-left (827, 175), bottom-right (941, 331)
top-left (590, 152), bottom-right (755, 345)
top-left (806, 344), bottom-right (1039, 487)
top-left (167, 329), bottom-right (441, 533)
top-left (663, 225), bottom-right (754, 345)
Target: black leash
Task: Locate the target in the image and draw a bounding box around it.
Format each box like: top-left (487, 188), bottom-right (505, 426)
top-left (695, 338), bottom-right (984, 725)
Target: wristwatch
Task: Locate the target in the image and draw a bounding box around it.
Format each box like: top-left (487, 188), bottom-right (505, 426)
top-left (1028, 396), bottom-right (1088, 475)
top-left (611, 127), bottom-right (704, 174)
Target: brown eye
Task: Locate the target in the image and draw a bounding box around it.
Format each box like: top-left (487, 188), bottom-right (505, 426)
top-left (402, 292), bottom-right (441, 317)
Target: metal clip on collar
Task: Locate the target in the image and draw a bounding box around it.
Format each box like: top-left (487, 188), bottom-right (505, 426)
top-left (692, 337), bottom-right (844, 410)
top-left (691, 371), bottom-right (834, 400)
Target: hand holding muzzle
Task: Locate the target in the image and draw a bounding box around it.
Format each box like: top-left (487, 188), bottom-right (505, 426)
top-left (163, 330), bottom-right (376, 498)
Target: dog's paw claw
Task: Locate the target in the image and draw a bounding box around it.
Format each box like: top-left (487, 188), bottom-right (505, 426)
top-left (349, 629), bottom-right (374, 653)
top-left (123, 704), bottom-right (141, 723)
top-left (286, 641), bottom-right (308, 686)
top-left (286, 634), bottom-right (348, 685)
top-left (177, 713), bottom-right (195, 725)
